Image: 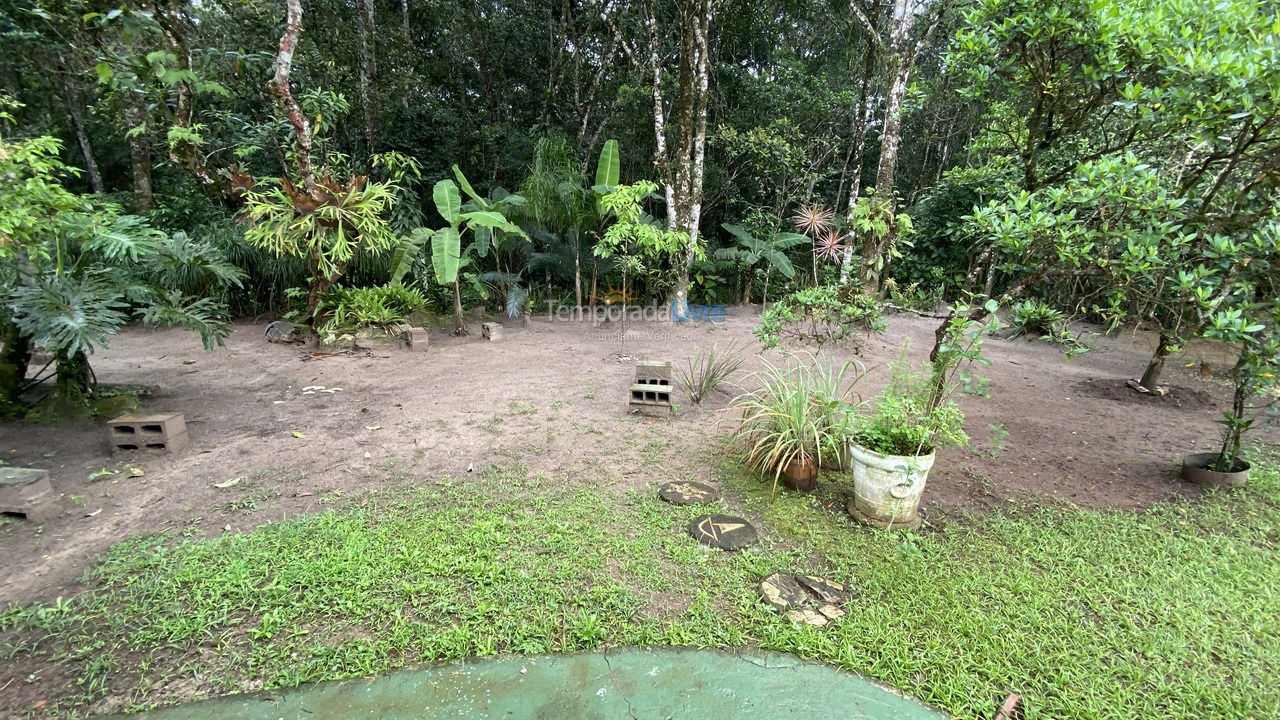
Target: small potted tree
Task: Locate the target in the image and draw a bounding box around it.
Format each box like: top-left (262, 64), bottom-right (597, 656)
top-left (846, 304), bottom-right (991, 527)
top-left (1182, 300), bottom-right (1279, 485)
top-left (730, 353), bottom-right (867, 493)
top-left (845, 362), bottom-right (968, 527)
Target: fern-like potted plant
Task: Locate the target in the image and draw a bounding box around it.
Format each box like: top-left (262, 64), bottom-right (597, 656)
top-left (730, 354), bottom-right (865, 492)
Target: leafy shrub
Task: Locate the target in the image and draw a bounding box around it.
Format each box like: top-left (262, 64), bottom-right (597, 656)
top-left (1008, 298), bottom-right (1089, 356)
top-left (1009, 298), bottom-right (1067, 337)
top-left (314, 285), bottom-right (429, 335)
top-left (855, 357), bottom-right (968, 457)
top-left (730, 353), bottom-right (867, 491)
top-left (884, 277), bottom-right (943, 312)
top-left (675, 343), bottom-right (745, 405)
top-left (755, 285), bottom-right (884, 351)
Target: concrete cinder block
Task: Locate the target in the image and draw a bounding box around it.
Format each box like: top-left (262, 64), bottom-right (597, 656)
top-left (482, 323), bottom-right (504, 342)
top-left (408, 326), bottom-right (430, 351)
top-left (107, 413), bottom-right (188, 453)
top-left (635, 360), bottom-right (673, 386)
top-left (0, 467), bottom-right (58, 521)
top-left (630, 379), bottom-right (671, 414)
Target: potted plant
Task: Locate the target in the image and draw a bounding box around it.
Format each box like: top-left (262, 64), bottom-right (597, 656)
top-left (846, 310), bottom-right (990, 528)
top-left (1183, 302), bottom-right (1279, 486)
top-left (730, 353), bottom-right (866, 493)
top-left (845, 367), bottom-right (967, 527)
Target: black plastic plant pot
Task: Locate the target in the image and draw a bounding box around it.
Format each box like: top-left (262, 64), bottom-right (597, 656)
top-left (1180, 453), bottom-right (1250, 487)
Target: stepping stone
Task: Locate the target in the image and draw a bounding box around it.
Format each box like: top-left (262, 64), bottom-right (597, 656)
top-left (688, 514), bottom-right (757, 550)
top-left (658, 481), bottom-right (719, 506)
top-left (759, 572), bottom-right (853, 627)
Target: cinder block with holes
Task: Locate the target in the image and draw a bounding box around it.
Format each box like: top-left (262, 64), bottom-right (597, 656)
top-left (0, 467), bottom-right (58, 521)
top-left (107, 413), bottom-right (189, 454)
top-left (629, 382), bottom-right (672, 417)
top-left (482, 322), bottom-right (504, 342)
top-left (635, 360), bottom-right (673, 387)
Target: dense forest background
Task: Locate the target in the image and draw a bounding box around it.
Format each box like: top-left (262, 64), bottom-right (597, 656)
top-left (1, 0), bottom-right (1277, 406)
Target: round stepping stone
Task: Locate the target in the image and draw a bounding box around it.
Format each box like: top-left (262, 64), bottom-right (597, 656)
top-left (688, 514), bottom-right (757, 550)
top-left (758, 572), bottom-right (852, 627)
top-left (658, 481), bottom-right (719, 506)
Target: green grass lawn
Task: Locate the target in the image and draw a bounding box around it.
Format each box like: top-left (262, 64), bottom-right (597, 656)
top-left (4, 460), bottom-right (1279, 719)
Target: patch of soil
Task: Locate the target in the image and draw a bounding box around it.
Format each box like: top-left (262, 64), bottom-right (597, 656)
top-left (0, 310), bottom-right (1274, 620)
top-left (1073, 377), bottom-right (1217, 410)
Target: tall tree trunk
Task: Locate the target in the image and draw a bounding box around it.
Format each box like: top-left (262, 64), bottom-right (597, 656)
top-left (65, 84), bottom-right (104, 194)
top-left (859, 0), bottom-right (948, 293)
top-left (270, 0), bottom-right (315, 188)
top-left (644, 0), bottom-right (715, 320)
top-left (839, 3), bottom-right (879, 283)
top-left (571, 229), bottom-right (583, 309)
top-left (356, 0), bottom-right (382, 154)
top-left (125, 100), bottom-right (154, 209)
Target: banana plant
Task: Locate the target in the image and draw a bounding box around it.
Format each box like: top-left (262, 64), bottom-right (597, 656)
top-left (715, 223), bottom-right (808, 305)
top-left (391, 165), bottom-right (527, 335)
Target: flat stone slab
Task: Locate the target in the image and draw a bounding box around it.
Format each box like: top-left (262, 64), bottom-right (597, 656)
top-left (103, 648), bottom-right (947, 720)
top-left (0, 467), bottom-right (50, 485)
top-left (689, 514), bottom-right (757, 550)
top-left (760, 572), bottom-right (853, 627)
top-left (658, 480), bottom-right (719, 505)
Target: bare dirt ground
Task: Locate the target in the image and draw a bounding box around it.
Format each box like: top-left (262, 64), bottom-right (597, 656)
top-left (0, 308), bottom-right (1265, 610)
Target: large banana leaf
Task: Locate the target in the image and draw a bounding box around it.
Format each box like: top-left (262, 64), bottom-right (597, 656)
top-left (594, 139), bottom-right (619, 188)
top-left (452, 165), bottom-right (491, 210)
top-left (433, 180), bottom-right (461, 224)
top-left (722, 223), bottom-right (762, 248)
top-left (763, 249), bottom-right (796, 279)
top-left (431, 227), bottom-right (461, 285)
top-left (389, 227), bottom-right (432, 285)
top-left (772, 232), bottom-right (810, 250)
top-left (460, 210), bottom-right (525, 237)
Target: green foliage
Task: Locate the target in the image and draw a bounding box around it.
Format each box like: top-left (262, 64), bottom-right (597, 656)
top-left (730, 353), bottom-right (867, 491)
top-left (1008, 298), bottom-right (1066, 337)
top-left (242, 178), bottom-right (400, 288)
top-left (314, 284), bottom-right (429, 335)
top-left (855, 356), bottom-right (968, 457)
top-left (674, 343), bottom-right (746, 405)
top-left (755, 285), bottom-right (884, 351)
top-left (1, 108), bottom-right (242, 383)
top-left (716, 223), bottom-right (807, 281)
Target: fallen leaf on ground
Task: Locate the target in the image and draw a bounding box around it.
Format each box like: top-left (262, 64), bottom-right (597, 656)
top-left (213, 477), bottom-right (243, 489)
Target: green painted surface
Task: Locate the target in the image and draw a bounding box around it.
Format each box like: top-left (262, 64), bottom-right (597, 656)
top-left (113, 648), bottom-right (947, 719)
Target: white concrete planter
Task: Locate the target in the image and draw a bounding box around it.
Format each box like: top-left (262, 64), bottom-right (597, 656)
top-left (845, 442), bottom-right (935, 528)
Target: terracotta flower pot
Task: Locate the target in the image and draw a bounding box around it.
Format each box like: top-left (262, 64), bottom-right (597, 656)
top-left (781, 457), bottom-right (818, 492)
top-left (1180, 453), bottom-right (1250, 487)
